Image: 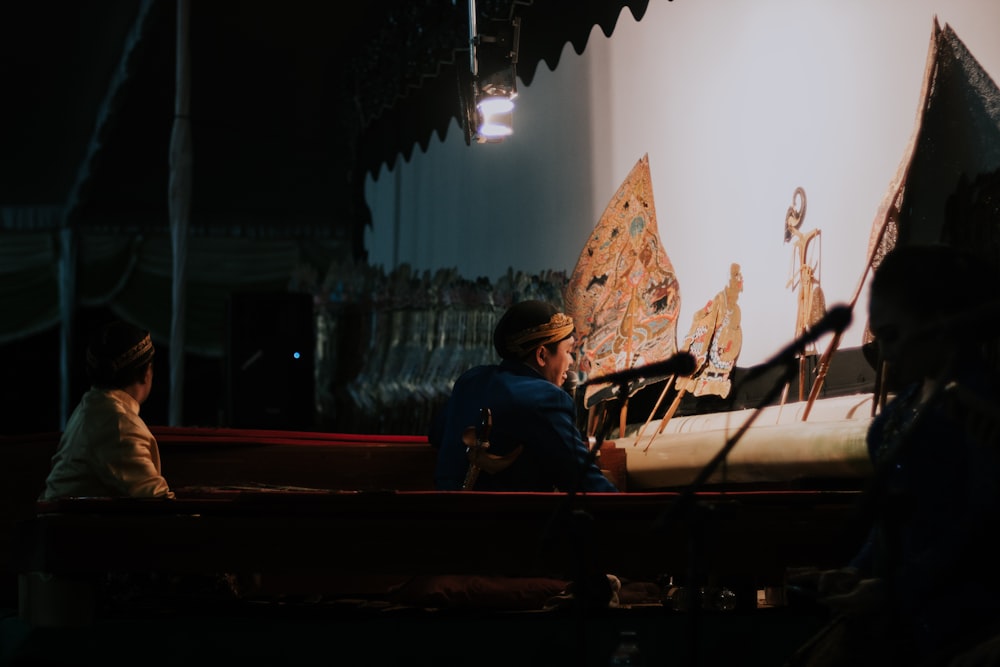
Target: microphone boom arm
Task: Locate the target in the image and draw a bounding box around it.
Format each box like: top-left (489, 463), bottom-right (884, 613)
top-left (656, 356), bottom-right (799, 527)
top-left (656, 304), bottom-right (852, 528)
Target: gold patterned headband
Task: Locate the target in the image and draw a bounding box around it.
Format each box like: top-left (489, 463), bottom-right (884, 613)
top-left (87, 333), bottom-right (154, 371)
top-left (504, 312), bottom-right (575, 357)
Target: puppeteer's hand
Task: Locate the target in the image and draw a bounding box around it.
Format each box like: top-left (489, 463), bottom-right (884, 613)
top-left (820, 577), bottom-right (887, 614)
top-left (784, 565), bottom-right (823, 596)
top-left (816, 566), bottom-right (862, 597)
top-left (784, 566), bottom-right (863, 604)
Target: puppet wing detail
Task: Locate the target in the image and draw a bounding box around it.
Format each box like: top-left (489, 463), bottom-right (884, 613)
top-left (564, 154), bottom-right (681, 408)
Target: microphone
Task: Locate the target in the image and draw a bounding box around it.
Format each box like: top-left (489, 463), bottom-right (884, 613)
top-left (562, 369), bottom-right (580, 398)
top-left (744, 304), bottom-right (853, 382)
top-left (581, 351), bottom-right (698, 387)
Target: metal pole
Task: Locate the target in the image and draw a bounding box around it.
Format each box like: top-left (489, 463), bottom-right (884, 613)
top-left (168, 0), bottom-right (192, 425)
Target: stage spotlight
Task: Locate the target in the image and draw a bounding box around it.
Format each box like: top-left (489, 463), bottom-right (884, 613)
top-left (475, 91), bottom-right (515, 140)
top-left (465, 1), bottom-right (520, 144)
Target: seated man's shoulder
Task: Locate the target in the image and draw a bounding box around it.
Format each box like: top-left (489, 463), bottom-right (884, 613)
top-left (79, 387), bottom-right (132, 413)
top-left (455, 364), bottom-right (499, 387)
top-left (502, 373), bottom-right (571, 405)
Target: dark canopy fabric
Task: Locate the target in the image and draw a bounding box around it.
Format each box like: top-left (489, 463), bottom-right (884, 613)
top-left (356, 0), bottom-right (651, 180)
top-left (0, 0), bottom-right (652, 372)
top-left (1, 0), bottom-right (650, 241)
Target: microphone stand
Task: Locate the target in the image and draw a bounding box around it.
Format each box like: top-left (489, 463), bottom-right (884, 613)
top-left (557, 354), bottom-right (710, 661)
top-left (538, 376), bottom-right (631, 665)
top-left (653, 358), bottom-right (799, 666)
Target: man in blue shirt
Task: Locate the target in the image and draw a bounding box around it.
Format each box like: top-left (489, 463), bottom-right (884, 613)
top-left (434, 300), bottom-right (618, 492)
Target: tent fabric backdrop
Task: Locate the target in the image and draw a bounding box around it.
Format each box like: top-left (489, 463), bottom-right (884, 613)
top-left (0, 230), bottom-right (344, 355)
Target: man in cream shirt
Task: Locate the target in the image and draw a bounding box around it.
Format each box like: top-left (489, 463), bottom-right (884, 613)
top-left (42, 320), bottom-right (173, 500)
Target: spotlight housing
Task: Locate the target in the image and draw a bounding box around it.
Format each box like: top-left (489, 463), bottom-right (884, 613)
top-left (465, 2), bottom-right (520, 144)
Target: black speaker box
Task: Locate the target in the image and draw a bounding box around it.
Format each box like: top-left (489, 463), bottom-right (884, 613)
top-left (226, 292), bottom-right (315, 430)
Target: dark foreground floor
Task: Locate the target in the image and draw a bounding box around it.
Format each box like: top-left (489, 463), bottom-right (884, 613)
top-left (1, 599), bottom-right (827, 667)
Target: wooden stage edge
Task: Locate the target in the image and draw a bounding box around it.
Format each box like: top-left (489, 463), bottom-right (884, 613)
top-left (2, 426), bottom-right (865, 632)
